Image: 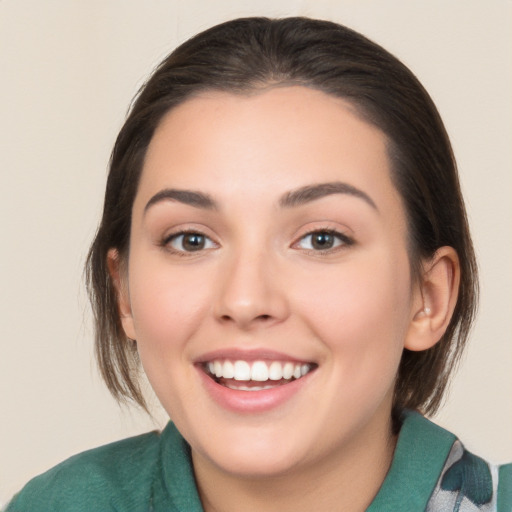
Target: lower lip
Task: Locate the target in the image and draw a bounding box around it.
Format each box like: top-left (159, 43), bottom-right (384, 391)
top-left (196, 367), bottom-right (313, 413)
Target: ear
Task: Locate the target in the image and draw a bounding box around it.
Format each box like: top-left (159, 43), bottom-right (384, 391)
top-left (405, 246), bottom-right (460, 351)
top-left (107, 248), bottom-right (137, 340)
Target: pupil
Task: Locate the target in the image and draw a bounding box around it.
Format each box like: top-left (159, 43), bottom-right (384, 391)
top-left (312, 232), bottom-right (333, 250)
top-left (183, 234), bottom-right (204, 251)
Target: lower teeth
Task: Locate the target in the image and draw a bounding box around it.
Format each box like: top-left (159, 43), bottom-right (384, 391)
top-left (220, 378), bottom-right (295, 391)
top-left (225, 383), bottom-right (281, 391)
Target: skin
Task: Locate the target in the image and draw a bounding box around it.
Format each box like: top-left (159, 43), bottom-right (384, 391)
top-left (111, 86), bottom-right (459, 512)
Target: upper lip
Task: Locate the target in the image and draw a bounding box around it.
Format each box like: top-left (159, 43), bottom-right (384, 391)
top-left (194, 348), bottom-right (316, 364)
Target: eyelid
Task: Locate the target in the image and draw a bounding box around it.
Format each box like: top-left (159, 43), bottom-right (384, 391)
top-left (162, 228), bottom-right (211, 244)
top-left (161, 227), bottom-right (219, 255)
top-left (292, 227), bottom-right (355, 253)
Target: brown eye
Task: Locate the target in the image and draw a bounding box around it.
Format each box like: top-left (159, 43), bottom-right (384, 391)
top-left (296, 230), bottom-right (352, 251)
top-left (168, 232), bottom-right (215, 252)
top-left (310, 232), bottom-right (335, 250)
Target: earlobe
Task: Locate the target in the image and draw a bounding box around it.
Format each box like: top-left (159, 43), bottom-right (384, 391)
top-left (107, 249), bottom-right (137, 340)
top-left (405, 246), bottom-right (460, 352)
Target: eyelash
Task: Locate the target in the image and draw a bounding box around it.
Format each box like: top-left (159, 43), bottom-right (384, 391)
top-left (161, 229), bottom-right (217, 256)
top-left (293, 228), bottom-right (354, 254)
top-left (161, 228), bottom-right (354, 256)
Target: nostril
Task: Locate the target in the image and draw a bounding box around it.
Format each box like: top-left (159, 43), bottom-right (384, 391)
top-left (220, 314), bottom-right (271, 322)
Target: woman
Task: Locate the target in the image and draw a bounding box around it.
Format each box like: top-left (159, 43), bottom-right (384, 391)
top-left (7, 17), bottom-right (511, 512)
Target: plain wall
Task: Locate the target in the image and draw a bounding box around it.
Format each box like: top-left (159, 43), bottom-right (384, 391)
top-left (1, 0), bottom-right (511, 505)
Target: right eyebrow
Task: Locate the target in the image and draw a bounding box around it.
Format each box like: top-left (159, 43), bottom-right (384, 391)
top-left (144, 188), bottom-right (218, 214)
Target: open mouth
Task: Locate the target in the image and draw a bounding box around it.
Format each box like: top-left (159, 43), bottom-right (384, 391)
top-left (202, 359), bottom-right (317, 391)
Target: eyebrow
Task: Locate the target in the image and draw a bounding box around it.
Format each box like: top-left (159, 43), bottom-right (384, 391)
top-left (144, 181), bottom-right (377, 214)
top-left (279, 181), bottom-right (378, 210)
top-left (144, 189), bottom-right (218, 213)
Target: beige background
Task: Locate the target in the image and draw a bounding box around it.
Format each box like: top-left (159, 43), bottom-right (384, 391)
top-left (1, 0), bottom-right (511, 505)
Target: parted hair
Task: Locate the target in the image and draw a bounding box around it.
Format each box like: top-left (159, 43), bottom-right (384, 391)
top-left (86, 17), bottom-right (478, 416)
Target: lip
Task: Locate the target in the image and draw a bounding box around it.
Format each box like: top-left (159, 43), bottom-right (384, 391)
top-left (196, 364), bottom-right (315, 413)
top-left (194, 348), bottom-right (314, 365)
top-left (194, 348), bottom-right (317, 414)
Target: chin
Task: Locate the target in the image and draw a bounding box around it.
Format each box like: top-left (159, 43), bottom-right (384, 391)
top-left (195, 440), bottom-right (310, 479)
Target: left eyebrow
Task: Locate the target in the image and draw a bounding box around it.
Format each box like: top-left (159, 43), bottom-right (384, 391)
top-left (279, 181), bottom-right (378, 211)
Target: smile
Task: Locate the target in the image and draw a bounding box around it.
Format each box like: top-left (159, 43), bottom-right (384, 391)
top-left (204, 359), bottom-right (316, 391)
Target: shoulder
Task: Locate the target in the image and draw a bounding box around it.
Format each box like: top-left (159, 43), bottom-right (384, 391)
top-left (402, 412), bottom-right (512, 512)
top-left (497, 464), bottom-right (512, 512)
top-left (6, 430), bottom-right (162, 512)
top-left (369, 411), bottom-right (512, 512)
top-left (427, 439), bottom-right (512, 512)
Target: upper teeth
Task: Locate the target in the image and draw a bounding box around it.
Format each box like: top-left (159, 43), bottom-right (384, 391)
top-left (207, 360), bottom-right (312, 382)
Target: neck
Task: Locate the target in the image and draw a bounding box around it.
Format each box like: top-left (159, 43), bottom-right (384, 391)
top-left (193, 411), bottom-right (397, 512)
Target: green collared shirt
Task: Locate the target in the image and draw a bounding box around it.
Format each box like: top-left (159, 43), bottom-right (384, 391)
top-left (7, 412), bottom-right (511, 511)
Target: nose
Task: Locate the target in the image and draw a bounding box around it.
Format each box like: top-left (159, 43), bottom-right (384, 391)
top-left (213, 248), bottom-right (290, 330)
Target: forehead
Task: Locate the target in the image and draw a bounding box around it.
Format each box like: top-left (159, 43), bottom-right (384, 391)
top-left (136, 86), bottom-right (402, 216)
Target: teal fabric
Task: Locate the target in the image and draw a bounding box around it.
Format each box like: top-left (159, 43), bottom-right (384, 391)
top-left (6, 412), bottom-right (511, 511)
top-left (6, 423), bottom-right (202, 512)
top-left (367, 411), bottom-right (456, 511)
top-left (6, 430), bottom-right (161, 511)
top-left (498, 464), bottom-right (512, 512)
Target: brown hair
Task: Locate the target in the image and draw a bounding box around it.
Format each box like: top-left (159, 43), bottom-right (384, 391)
top-left (86, 17), bottom-right (478, 415)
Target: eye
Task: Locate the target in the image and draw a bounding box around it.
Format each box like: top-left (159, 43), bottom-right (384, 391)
top-left (165, 231), bottom-right (216, 253)
top-left (296, 230), bottom-right (352, 251)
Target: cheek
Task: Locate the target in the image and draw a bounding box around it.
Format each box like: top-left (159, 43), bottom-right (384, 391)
top-left (127, 260), bottom-right (213, 360)
top-left (297, 252), bottom-right (412, 371)
top-left (126, 261), bottom-right (216, 416)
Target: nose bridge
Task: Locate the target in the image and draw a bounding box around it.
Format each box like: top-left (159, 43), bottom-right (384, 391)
top-left (214, 239), bottom-right (288, 328)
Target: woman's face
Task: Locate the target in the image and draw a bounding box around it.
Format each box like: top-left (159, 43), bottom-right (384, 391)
top-left (119, 87), bottom-right (423, 478)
